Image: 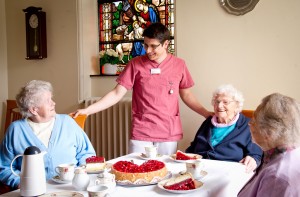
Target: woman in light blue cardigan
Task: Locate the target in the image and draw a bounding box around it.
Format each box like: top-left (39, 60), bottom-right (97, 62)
top-left (0, 80), bottom-right (96, 190)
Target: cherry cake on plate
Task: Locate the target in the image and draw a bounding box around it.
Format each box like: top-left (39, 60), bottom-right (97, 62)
top-left (85, 156), bottom-right (106, 172)
top-left (163, 172), bottom-right (196, 190)
top-left (175, 150), bottom-right (201, 160)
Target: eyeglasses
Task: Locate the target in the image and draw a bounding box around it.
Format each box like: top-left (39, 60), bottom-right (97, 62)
top-left (214, 100), bottom-right (234, 106)
top-left (143, 43), bottom-right (161, 51)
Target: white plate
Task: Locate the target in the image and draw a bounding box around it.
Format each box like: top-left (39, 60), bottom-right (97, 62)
top-left (40, 191), bottom-right (83, 197)
top-left (51, 175), bottom-right (72, 184)
top-left (86, 169), bottom-right (104, 174)
top-left (116, 171), bottom-right (172, 186)
top-left (158, 178), bottom-right (203, 194)
top-left (170, 153), bottom-right (202, 163)
top-left (82, 163), bottom-right (113, 174)
top-left (139, 153), bottom-right (162, 160)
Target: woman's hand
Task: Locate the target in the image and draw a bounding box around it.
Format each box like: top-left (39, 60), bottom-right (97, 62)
top-left (239, 156), bottom-right (257, 173)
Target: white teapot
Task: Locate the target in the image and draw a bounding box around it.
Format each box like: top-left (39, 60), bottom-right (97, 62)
top-left (72, 167), bottom-right (90, 191)
top-left (95, 170), bottom-right (116, 193)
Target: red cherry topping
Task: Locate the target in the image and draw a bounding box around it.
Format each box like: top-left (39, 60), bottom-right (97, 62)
top-left (86, 156), bottom-right (105, 163)
top-left (176, 151), bottom-right (197, 160)
top-left (113, 160), bottom-right (165, 173)
top-left (164, 178), bottom-right (196, 190)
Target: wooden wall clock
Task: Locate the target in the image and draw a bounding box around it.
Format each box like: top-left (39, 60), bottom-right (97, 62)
top-left (23, 6), bottom-right (47, 59)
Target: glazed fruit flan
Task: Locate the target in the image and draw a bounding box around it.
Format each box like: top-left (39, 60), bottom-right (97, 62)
top-left (111, 160), bottom-right (168, 183)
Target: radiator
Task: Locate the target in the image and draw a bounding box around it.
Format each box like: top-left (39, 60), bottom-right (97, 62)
top-left (84, 97), bottom-right (132, 160)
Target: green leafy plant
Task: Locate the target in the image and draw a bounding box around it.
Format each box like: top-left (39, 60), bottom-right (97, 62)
top-left (99, 49), bottom-right (121, 65)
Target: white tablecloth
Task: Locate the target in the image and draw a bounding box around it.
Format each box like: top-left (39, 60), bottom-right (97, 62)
top-left (1, 153), bottom-right (253, 197)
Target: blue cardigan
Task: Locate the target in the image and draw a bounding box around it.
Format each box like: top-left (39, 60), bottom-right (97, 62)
top-left (186, 114), bottom-right (263, 165)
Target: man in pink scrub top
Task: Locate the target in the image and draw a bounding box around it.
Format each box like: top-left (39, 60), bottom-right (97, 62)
top-left (73, 23), bottom-right (211, 155)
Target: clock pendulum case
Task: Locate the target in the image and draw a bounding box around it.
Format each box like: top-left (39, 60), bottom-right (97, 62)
top-left (23, 6), bottom-right (47, 59)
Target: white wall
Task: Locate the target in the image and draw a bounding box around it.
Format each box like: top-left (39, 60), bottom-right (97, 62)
top-left (2, 0), bottom-right (300, 150)
top-left (5, 0), bottom-right (80, 110)
top-left (0, 0), bottom-right (8, 140)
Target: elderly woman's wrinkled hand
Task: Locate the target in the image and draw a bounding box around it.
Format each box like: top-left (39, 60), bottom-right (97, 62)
top-left (239, 156), bottom-right (257, 173)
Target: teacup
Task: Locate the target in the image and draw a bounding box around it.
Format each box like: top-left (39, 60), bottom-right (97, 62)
top-left (144, 146), bottom-right (157, 158)
top-left (185, 160), bottom-right (204, 179)
top-left (95, 171), bottom-right (116, 192)
top-left (55, 163), bottom-right (75, 181)
top-left (87, 185), bottom-right (110, 197)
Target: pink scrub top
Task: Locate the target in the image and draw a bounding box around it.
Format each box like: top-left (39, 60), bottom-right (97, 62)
top-left (116, 54), bottom-right (194, 142)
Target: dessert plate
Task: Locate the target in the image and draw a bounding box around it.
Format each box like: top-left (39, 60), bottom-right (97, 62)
top-left (158, 178), bottom-right (203, 194)
top-left (116, 171), bottom-right (172, 186)
top-left (51, 175), bottom-right (72, 184)
top-left (179, 170), bottom-right (208, 180)
top-left (139, 153), bottom-right (162, 160)
top-left (170, 153), bottom-right (202, 163)
top-left (82, 163), bottom-right (113, 174)
top-left (40, 191), bottom-right (83, 197)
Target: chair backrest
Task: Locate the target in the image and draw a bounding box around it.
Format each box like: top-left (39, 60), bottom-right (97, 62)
top-left (5, 100), bottom-right (22, 132)
top-left (69, 114), bottom-right (87, 129)
top-left (4, 101), bottom-right (86, 131)
top-left (241, 110), bottom-right (254, 119)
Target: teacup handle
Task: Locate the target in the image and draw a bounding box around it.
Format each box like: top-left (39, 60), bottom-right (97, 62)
top-left (95, 179), bottom-right (100, 185)
top-left (55, 166), bottom-right (60, 175)
top-left (111, 174), bottom-right (115, 180)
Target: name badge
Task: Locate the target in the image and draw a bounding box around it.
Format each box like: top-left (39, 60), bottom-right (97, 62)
top-left (150, 68), bottom-right (161, 75)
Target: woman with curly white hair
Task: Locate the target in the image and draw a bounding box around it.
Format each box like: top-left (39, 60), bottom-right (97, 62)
top-left (186, 84), bottom-right (263, 173)
top-left (238, 93), bottom-right (300, 196)
top-left (0, 80), bottom-right (96, 192)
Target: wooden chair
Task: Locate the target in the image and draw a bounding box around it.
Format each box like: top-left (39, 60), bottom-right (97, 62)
top-left (241, 109), bottom-right (254, 119)
top-left (69, 114), bottom-right (87, 129)
top-left (5, 100), bottom-right (87, 129)
top-left (4, 100), bottom-right (22, 132)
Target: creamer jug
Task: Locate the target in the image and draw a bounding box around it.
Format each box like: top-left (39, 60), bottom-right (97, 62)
top-left (72, 167), bottom-right (90, 191)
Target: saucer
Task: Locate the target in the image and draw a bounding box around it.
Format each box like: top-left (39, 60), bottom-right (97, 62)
top-left (40, 191), bottom-right (83, 197)
top-left (179, 170), bottom-right (208, 180)
top-left (51, 175), bottom-right (72, 184)
top-left (139, 153), bottom-right (162, 160)
top-left (81, 163), bottom-right (112, 174)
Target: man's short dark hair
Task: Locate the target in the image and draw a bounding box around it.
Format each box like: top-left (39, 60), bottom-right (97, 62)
top-left (142, 23), bottom-right (170, 44)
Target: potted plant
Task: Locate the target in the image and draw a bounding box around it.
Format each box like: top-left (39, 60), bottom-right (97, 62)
top-left (99, 49), bottom-right (121, 75)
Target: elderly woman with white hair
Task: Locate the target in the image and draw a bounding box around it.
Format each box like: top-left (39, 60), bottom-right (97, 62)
top-left (238, 93), bottom-right (300, 196)
top-left (186, 84), bottom-right (263, 173)
top-left (0, 80), bottom-right (96, 192)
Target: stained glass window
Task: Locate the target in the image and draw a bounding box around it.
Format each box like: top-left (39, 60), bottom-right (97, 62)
top-left (98, 0), bottom-right (175, 75)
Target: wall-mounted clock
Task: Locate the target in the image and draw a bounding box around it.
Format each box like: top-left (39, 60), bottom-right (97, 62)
top-left (23, 6), bottom-right (47, 59)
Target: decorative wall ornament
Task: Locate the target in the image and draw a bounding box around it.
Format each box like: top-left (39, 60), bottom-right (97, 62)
top-left (219, 0), bottom-right (260, 16)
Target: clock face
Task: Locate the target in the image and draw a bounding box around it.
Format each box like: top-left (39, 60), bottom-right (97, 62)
top-left (29, 14), bottom-right (38, 29)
